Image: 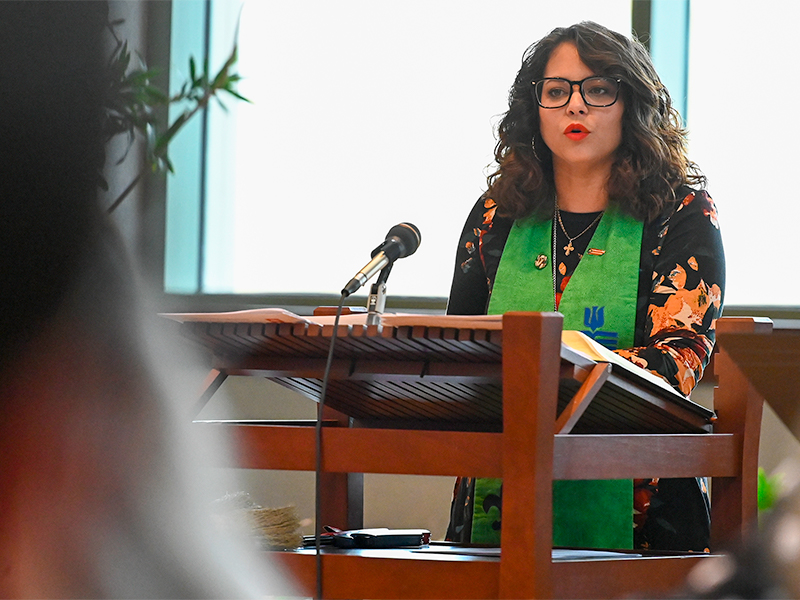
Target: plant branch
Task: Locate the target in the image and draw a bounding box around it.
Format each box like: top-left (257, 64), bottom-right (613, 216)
top-left (106, 172), bottom-right (142, 213)
top-left (105, 39), bottom-right (249, 213)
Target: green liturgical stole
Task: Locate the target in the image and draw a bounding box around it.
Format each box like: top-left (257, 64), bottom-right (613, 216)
top-left (471, 206), bottom-right (643, 549)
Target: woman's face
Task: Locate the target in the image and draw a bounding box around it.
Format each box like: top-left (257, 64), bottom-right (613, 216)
top-left (538, 42), bottom-right (624, 175)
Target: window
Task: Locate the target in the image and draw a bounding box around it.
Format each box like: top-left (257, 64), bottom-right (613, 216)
top-left (687, 0), bottom-right (800, 306)
top-left (168, 1), bottom-right (799, 310)
top-left (165, 0), bottom-right (632, 301)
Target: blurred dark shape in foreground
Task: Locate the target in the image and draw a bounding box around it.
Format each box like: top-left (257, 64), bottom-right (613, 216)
top-left (671, 482), bottom-right (800, 599)
top-left (0, 2), bottom-right (291, 597)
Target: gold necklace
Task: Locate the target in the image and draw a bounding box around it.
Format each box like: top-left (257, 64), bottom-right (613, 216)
top-left (555, 207), bottom-right (604, 256)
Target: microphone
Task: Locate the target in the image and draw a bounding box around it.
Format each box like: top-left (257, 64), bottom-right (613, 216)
top-left (342, 222), bottom-right (421, 297)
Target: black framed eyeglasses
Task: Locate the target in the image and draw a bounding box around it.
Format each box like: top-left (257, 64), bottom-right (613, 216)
top-left (532, 76), bottom-right (622, 108)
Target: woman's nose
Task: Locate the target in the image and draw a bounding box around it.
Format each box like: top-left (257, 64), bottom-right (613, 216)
top-left (567, 84), bottom-right (587, 114)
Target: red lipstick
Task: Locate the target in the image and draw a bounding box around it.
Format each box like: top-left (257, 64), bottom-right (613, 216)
top-left (564, 123), bottom-right (590, 141)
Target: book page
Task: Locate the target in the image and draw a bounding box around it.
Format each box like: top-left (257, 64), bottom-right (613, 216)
top-left (561, 330), bottom-right (684, 400)
top-left (380, 313), bottom-right (502, 329)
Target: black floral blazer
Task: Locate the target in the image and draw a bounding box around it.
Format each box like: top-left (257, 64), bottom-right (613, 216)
top-left (446, 187), bottom-right (725, 396)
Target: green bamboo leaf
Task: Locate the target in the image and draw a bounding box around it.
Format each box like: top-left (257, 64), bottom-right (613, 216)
top-left (105, 15), bottom-right (251, 213)
top-left (211, 65), bottom-right (229, 89)
top-left (224, 88), bottom-right (251, 104)
top-left (223, 87), bottom-right (253, 104)
top-left (146, 123), bottom-right (156, 149)
top-left (143, 88), bottom-right (169, 104)
top-left (154, 112), bottom-right (190, 154)
top-left (214, 96), bottom-right (229, 112)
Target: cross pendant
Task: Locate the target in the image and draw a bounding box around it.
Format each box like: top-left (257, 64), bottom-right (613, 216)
top-left (564, 240), bottom-right (574, 256)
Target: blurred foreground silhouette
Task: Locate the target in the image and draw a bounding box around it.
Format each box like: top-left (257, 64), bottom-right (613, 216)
top-left (0, 2), bottom-right (292, 597)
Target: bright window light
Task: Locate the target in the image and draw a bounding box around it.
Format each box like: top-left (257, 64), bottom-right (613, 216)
top-left (687, 0), bottom-right (800, 306)
top-left (197, 0), bottom-right (632, 299)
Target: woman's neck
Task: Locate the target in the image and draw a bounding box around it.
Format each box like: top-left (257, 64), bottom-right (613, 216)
top-left (553, 162), bottom-right (611, 213)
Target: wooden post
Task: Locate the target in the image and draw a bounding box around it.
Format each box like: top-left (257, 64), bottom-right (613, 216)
top-left (499, 312), bottom-right (563, 599)
top-left (711, 318), bottom-right (769, 549)
top-left (320, 405), bottom-right (364, 530)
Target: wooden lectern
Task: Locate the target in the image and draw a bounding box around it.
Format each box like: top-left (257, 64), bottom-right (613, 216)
top-left (179, 312), bottom-right (765, 599)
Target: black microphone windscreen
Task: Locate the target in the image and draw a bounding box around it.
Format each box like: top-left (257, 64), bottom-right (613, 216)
top-left (385, 222), bottom-right (421, 258)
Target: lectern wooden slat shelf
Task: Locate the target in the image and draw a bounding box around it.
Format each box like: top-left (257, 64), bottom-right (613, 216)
top-left (179, 312), bottom-right (766, 599)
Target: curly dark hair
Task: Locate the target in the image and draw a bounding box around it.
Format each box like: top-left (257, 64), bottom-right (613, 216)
top-left (487, 21), bottom-right (705, 222)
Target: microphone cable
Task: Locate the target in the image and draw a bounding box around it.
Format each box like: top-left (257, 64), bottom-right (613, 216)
top-left (314, 292), bottom-right (347, 599)
top-left (311, 222), bottom-right (418, 596)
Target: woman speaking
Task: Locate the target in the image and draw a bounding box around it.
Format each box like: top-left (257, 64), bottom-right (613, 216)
top-left (445, 21), bottom-right (724, 552)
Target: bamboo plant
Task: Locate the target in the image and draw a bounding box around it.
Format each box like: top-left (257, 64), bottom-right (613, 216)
top-left (102, 19), bottom-right (249, 213)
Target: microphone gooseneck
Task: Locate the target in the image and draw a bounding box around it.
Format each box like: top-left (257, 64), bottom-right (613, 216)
top-left (342, 222), bottom-right (421, 296)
